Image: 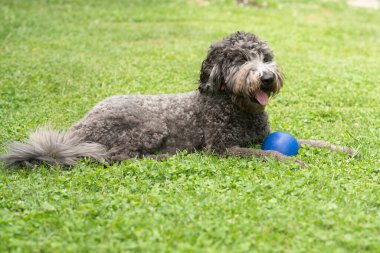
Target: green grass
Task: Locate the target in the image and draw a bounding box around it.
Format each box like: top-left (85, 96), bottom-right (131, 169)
top-left (1, 0), bottom-right (380, 252)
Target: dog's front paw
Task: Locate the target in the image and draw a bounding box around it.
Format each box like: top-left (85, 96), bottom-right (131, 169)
top-left (225, 146), bottom-right (306, 168)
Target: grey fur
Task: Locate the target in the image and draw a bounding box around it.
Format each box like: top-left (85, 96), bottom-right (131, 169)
top-left (1, 128), bottom-right (106, 167)
top-left (0, 31), bottom-right (352, 168)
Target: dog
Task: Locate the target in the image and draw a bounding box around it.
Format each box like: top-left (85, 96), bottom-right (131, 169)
top-left (0, 32), bottom-right (353, 168)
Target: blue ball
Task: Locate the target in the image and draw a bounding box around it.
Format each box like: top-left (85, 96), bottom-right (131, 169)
top-left (261, 131), bottom-right (299, 156)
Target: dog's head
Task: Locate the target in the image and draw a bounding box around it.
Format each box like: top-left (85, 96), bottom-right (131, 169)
top-left (199, 31), bottom-right (283, 113)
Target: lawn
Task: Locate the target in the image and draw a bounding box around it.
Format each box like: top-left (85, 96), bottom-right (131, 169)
top-left (0, 0), bottom-right (379, 252)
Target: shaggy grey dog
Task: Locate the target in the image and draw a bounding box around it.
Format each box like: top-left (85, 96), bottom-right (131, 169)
top-left (1, 32), bottom-right (352, 168)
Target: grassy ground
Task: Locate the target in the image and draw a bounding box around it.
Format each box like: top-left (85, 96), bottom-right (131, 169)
top-left (1, 0), bottom-right (379, 252)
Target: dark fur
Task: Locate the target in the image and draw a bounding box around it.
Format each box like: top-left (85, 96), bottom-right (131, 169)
top-left (0, 32), bottom-right (352, 168)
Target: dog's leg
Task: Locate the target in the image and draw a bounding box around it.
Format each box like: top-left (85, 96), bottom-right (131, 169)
top-left (225, 146), bottom-right (306, 168)
top-left (298, 139), bottom-right (354, 156)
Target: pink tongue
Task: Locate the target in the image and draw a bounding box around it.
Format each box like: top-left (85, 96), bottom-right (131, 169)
top-left (255, 90), bottom-right (269, 105)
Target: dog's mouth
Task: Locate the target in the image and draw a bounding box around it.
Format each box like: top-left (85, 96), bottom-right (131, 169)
top-left (251, 90), bottom-right (269, 106)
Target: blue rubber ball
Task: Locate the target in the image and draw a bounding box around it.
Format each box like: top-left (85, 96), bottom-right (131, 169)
top-left (262, 131), bottom-right (299, 156)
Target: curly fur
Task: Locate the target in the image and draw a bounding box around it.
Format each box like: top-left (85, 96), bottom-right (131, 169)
top-left (0, 31), bottom-right (352, 168)
top-left (2, 128), bottom-right (106, 167)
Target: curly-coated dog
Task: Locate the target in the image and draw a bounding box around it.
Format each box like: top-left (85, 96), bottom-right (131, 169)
top-left (1, 32), bottom-right (353, 168)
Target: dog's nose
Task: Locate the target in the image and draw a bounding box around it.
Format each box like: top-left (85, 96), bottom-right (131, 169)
top-left (260, 73), bottom-right (274, 89)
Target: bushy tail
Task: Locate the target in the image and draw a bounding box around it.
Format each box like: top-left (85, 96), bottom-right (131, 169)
top-left (1, 128), bottom-right (106, 168)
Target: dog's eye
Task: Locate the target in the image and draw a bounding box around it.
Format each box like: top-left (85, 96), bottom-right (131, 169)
top-left (263, 56), bottom-right (272, 63)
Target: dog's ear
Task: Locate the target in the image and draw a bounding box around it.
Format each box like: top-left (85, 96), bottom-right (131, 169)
top-left (198, 63), bottom-right (224, 94)
top-left (199, 41), bottom-right (226, 94)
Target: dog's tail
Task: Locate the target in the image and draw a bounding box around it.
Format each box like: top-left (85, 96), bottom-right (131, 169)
top-left (1, 128), bottom-right (106, 168)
